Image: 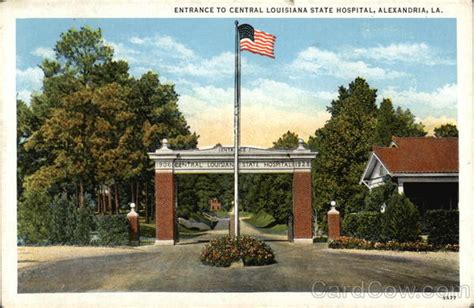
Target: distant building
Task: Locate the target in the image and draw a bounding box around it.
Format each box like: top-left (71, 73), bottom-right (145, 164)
top-left (360, 137), bottom-right (458, 214)
top-left (209, 198), bottom-right (222, 211)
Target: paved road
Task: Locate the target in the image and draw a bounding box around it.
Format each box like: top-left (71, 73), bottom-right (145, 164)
top-left (18, 241), bottom-right (459, 293)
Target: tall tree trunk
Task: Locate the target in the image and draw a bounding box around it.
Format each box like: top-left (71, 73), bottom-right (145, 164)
top-left (107, 186), bottom-right (112, 214)
top-left (96, 187), bottom-right (101, 214)
top-left (114, 184), bottom-right (119, 214)
top-left (79, 180), bottom-right (84, 208)
top-left (101, 187), bottom-right (106, 215)
top-left (136, 181), bottom-right (140, 214)
top-left (131, 183), bottom-right (135, 205)
top-left (145, 182), bottom-right (149, 223)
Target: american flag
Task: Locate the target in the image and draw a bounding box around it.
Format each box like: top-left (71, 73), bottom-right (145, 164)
top-left (238, 24), bottom-right (276, 59)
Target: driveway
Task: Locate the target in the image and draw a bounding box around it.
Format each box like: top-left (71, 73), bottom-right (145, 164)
top-left (18, 240), bottom-right (458, 293)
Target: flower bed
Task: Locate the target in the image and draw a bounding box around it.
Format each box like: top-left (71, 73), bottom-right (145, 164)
top-left (328, 236), bottom-right (459, 252)
top-left (200, 236), bottom-right (275, 267)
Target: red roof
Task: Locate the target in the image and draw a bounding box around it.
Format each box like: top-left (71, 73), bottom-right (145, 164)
top-left (373, 137), bottom-right (458, 174)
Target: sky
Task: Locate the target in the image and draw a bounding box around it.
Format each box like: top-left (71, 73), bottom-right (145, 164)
top-left (16, 18), bottom-right (457, 147)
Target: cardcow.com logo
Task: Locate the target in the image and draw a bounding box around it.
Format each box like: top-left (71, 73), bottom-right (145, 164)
top-left (311, 280), bottom-right (470, 299)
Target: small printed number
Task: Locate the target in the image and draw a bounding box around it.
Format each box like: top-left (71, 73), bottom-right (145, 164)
top-left (443, 295), bottom-right (456, 300)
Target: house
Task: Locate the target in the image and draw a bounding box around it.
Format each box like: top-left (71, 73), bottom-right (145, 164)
top-left (360, 137), bottom-right (458, 214)
top-left (209, 198), bottom-right (222, 211)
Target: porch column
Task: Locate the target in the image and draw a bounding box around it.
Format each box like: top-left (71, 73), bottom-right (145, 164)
top-left (292, 171), bottom-right (313, 243)
top-left (397, 179), bottom-right (404, 194)
top-left (155, 171), bottom-right (176, 245)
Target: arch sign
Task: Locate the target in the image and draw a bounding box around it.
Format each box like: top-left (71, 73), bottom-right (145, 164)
top-left (148, 139), bottom-right (317, 245)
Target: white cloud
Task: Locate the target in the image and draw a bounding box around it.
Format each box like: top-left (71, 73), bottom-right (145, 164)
top-left (17, 90), bottom-right (32, 102)
top-left (381, 83), bottom-right (457, 110)
top-left (352, 43), bottom-right (454, 66)
top-left (106, 41), bottom-right (139, 63)
top-left (179, 80), bottom-right (330, 147)
top-left (31, 47), bottom-right (55, 59)
top-left (289, 47), bottom-right (405, 80)
top-left (129, 34), bottom-right (195, 60)
top-left (17, 66), bottom-right (43, 89)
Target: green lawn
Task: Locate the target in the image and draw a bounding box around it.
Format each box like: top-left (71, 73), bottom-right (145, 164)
top-left (138, 218), bottom-right (206, 241)
top-left (245, 211), bottom-right (276, 228)
top-left (243, 211), bottom-right (288, 234)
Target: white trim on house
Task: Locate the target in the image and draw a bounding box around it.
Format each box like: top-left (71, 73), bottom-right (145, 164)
top-left (359, 152), bottom-right (391, 190)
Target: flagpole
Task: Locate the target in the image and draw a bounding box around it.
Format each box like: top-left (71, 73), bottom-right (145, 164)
top-left (233, 20), bottom-right (241, 237)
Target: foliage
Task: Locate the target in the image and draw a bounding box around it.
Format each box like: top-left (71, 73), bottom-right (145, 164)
top-left (434, 123), bottom-right (458, 137)
top-left (425, 210), bottom-right (459, 245)
top-left (342, 211), bottom-right (384, 242)
top-left (328, 236), bottom-right (434, 251)
top-left (364, 181), bottom-right (397, 212)
top-left (311, 78), bottom-right (377, 217)
top-left (18, 25), bottom-right (198, 215)
top-left (19, 192), bottom-right (94, 245)
top-left (373, 99), bottom-right (426, 146)
top-left (49, 196), bottom-right (94, 245)
top-left (18, 190), bottom-right (52, 244)
top-left (200, 236), bottom-right (275, 267)
top-left (382, 193), bottom-right (420, 242)
top-left (140, 223), bottom-right (156, 238)
top-left (309, 77), bottom-right (427, 228)
top-left (95, 215), bottom-right (129, 246)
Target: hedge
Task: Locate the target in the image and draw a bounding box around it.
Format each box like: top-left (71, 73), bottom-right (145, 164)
top-left (95, 215), bottom-right (129, 246)
top-left (342, 211), bottom-right (383, 242)
top-left (381, 193), bottom-right (420, 242)
top-left (425, 210), bottom-right (459, 245)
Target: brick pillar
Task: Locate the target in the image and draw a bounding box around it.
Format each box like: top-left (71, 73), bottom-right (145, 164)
top-left (292, 172), bottom-right (313, 243)
top-left (155, 172), bottom-right (176, 245)
top-left (327, 206), bottom-right (340, 240)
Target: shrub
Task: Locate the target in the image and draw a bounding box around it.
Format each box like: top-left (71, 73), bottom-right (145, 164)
top-left (200, 236), bottom-right (241, 267)
top-left (328, 236), bottom-right (434, 252)
top-left (425, 210), bottom-right (459, 245)
top-left (96, 215), bottom-right (129, 246)
top-left (49, 196), bottom-right (79, 244)
top-left (239, 236), bottom-right (275, 266)
top-left (382, 193), bottom-right (420, 242)
top-left (18, 190), bottom-right (52, 244)
top-left (364, 180), bottom-right (397, 211)
top-left (200, 236), bottom-right (275, 267)
top-left (74, 206), bottom-right (95, 245)
top-left (342, 211), bottom-right (383, 242)
top-left (49, 196), bottom-right (94, 245)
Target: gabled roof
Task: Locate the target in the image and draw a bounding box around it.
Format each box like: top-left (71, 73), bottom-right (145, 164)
top-left (372, 137), bottom-right (458, 174)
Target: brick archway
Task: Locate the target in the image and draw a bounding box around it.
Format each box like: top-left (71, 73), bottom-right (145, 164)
top-left (148, 139), bottom-right (317, 245)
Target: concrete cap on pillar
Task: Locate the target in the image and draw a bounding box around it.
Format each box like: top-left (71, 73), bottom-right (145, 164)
top-left (295, 138), bottom-right (306, 151)
top-left (156, 139), bottom-right (172, 152)
top-left (328, 200), bottom-right (339, 214)
top-left (127, 202), bottom-right (138, 217)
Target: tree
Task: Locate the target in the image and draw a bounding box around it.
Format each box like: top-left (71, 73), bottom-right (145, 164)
top-left (241, 131), bottom-right (299, 223)
top-left (373, 99), bottom-right (426, 146)
top-left (19, 26), bottom-right (198, 215)
top-left (311, 78), bottom-right (378, 219)
top-left (272, 131), bottom-right (299, 149)
top-left (434, 123), bottom-right (458, 137)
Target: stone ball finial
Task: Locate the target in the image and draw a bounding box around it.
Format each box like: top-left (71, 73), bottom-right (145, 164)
top-left (162, 139), bottom-right (169, 149)
top-left (130, 202), bottom-right (136, 209)
top-left (296, 138), bottom-right (305, 150)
